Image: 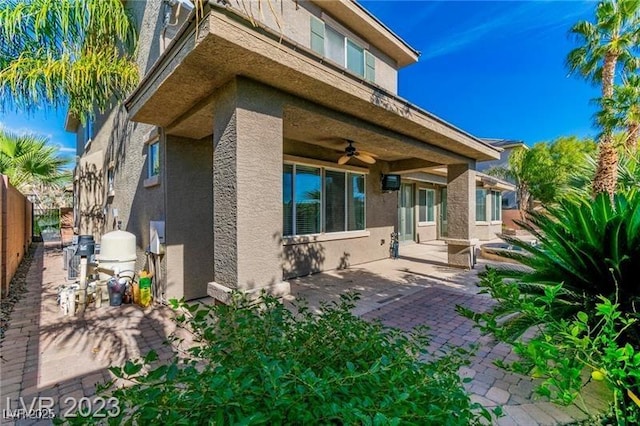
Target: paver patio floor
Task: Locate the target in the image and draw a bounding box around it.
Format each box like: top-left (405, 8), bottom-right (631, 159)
top-left (1, 242), bottom-right (610, 425)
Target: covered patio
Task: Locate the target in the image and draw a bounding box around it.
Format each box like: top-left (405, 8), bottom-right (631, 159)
top-left (123, 4), bottom-right (500, 302)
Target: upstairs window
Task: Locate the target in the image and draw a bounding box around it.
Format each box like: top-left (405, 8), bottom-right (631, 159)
top-left (310, 16), bottom-right (376, 82)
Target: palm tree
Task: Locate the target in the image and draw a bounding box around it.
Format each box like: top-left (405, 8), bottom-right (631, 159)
top-left (614, 74), bottom-right (640, 151)
top-left (0, 0), bottom-right (139, 123)
top-left (0, 129), bottom-right (70, 192)
top-left (566, 0), bottom-right (640, 196)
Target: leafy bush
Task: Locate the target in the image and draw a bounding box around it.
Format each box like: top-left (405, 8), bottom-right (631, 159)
top-left (489, 192), bottom-right (640, 345)
top-left (87, 293), bottom-right (493, 425)
top-left (460, 272), bottom-right (640, 424)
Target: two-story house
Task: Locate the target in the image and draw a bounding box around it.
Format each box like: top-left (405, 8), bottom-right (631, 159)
top-left (68, 0), bottom-right (507, 303)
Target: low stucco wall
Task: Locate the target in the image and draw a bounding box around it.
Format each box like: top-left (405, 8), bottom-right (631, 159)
top-left (502, 209), bottom-right (523, 230)
top-left (416, 224), bottom-right (437, 243)
top-left (1, 175), bottom-right (33, 297)
top-left (474, 222), bottom-right (502, 240)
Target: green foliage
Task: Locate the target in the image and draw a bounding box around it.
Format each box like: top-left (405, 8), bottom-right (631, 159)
top-left (474, 192), bottom-right (640, 346)
top-left (79, 293), bottom-right (493, 425)
top-left (0, 128), bottom-right (70, 191)
top-left (566, 0), bottom-right (640, 87)
top-left (460, 273), bottom-right (640, 423)
top-left (568, 150), bottom-right (640, 198)
top-left (486, 137), bottom-right (595, 208)
top-left (0, 0), bottom-right (139, 123)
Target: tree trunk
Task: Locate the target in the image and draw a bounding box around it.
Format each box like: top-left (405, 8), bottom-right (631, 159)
top-left (625, 123), bottom-right (639, 153)
top-left (593, 52), bottom-right (619, 196)
top-left (592, 134), bottom-right (618, 195)
top-left (517, 184), bottom-right (530, 222)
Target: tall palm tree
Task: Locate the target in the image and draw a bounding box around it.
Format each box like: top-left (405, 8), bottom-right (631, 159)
top-left (566, 0), bottom-right (640, 196)
top-left (0, 129), bottom-right (70, 192)
top-left (0, 0), bottom-right (139, 123)
top-left (614, 74), bottom-right (640, 151)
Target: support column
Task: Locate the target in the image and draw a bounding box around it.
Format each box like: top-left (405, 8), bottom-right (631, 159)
top-left (446, 163), bottom-right (478, 268)
top-left (208, 78), bottom-right (289, 303)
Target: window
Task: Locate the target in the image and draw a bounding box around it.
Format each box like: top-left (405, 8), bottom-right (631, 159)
top-left (107, 169), bottom-right (115, 194)
top-left (347, 173), bottom-right (365, 231)
top-left (84, 120), bottom-right (94, 145)
top-left (310, 16), bottom-right (375, 82)
top-left (491, 190), bottom-right (502, 221)
top-left (476, 188), bottom-right (487, 222)
top-left (283, 164), bottom-right (366, 237)
top-left (295, 166), bottom-right (321, 235)
top-left (418, 189), bottom-right (435, 223)
top-left (148, 141), bottom-right (160, 178)
top-left (325, 170), bottom-right (346, 232)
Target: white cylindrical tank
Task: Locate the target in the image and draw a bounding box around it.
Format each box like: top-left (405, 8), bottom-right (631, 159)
top-left (98, 230), bottom-right (137, 281)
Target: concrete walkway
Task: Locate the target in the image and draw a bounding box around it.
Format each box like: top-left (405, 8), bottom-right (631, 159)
top-left (1, 242), bottom-right (610, 425)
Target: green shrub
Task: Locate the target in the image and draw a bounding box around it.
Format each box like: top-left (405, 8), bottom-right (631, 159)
top-left (460, 272), bottom-right (640, 424)
top-left (85, 293), bottom-right (493, 425)
top-left (489, 192), bottom-right (640, 345)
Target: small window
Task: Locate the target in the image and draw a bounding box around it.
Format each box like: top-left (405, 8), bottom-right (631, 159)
top-left (325, 25), bottom-right (345, 65)
top-left (346, 39), bottom-right (365, 77)
top-left (148, 141), bottom-right (160, 178)
top-left (309, 16), bottom-right (374, 82)
top-left (107, 169), bottom-right (114, 193)
top-left (418, 189), bottom-right (435, 224)
top-left (84, 120), bottom-right (94, 144)
top-left (476, 188), bottom-right (487, 222)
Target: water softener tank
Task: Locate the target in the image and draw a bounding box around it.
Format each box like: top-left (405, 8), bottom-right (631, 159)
top-left (98, 230), bottom-right (137, 281)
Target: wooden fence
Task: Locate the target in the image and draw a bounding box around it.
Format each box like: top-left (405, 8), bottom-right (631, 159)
top-left (0, 175), bottom-right (33, 298)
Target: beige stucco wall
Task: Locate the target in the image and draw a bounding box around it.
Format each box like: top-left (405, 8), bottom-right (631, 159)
top-left (474, 222), bottom-right (502, 240)
top-left (165, 135), bottom-right (214, 300)
top-left (247, 0), bottom-right (398, 93)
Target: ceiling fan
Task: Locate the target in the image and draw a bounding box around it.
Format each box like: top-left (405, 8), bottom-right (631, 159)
top-left (338, 140), bottom-right (377, 165)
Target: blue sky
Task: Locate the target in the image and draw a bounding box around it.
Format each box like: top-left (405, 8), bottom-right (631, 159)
top-left (360, 0), bottom-right (599, 144)
top-left (0, 0), bottom-right (598, 152)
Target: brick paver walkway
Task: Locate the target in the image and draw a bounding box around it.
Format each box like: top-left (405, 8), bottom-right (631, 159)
top-left (1, 244), bottom-right (183, 425)
top-left (362, 285), bottom-right (611, 425)
top-left (1, 243), bottom-right (612, 425)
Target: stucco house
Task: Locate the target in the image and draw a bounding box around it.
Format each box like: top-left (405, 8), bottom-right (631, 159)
top-left (67, 0), bottom-right (511, 303)
top-left (477, 138), bottom-right (527, 210)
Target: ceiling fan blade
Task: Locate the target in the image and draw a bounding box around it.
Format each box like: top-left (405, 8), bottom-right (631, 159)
top-left (338, 154), bottom-right (351, 165)
top-left (358, 150), bottom-right (378, 158)
top-left (355, 153), bottom-right (376, 164)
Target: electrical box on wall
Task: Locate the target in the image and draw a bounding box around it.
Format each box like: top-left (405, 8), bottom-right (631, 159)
top-left (149, 221), bottom-right (165, 254)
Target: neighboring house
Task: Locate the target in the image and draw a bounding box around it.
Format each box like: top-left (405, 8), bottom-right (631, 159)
top-left (477, 138), bottom-right (527, 210)
top-left (68, 0), bottom-right (507, 303)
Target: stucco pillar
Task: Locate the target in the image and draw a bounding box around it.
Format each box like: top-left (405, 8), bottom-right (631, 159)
top-left (208, 78), bottom-right (289, 303)
top-left (446, 163), bottom-right (478, 268)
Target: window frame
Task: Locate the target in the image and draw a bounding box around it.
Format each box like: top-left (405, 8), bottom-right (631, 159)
top-left (418, 188), bottom-right (436, 225)
top-left (491, 190), bottom-right (502, 222)
top-left (147, 140), bottom-right (160, 179)
top-left (310, 16), bottom-right (375, 82)
top-left (475, 188), bottom-right (488, 223)
top-left (283, 162), bottom-right (366, 237)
